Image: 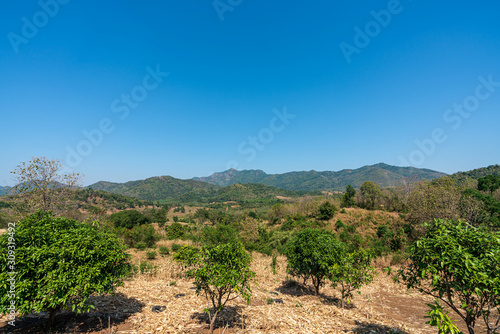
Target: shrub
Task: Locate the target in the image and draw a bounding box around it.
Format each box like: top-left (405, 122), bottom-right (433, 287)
top-left (173, 245), bottom-right (201, 267)
top-left (135, 241), bottom-right (147, 250)
top-left (0, 212), bottom-right (130, 327)
top-left (396, 219), bottom-right (500, 334)
top-left (317, 201), bottom-right (337, 220)
top-left (201, 224), bottom-right (239, 247)
top-left (109, 210), bottom-right (150, 229)
top-left (146, 250), bottom-right (157, 260)
top-left (166, 222), bottom-right (185, 240)
top-left (124, 224), bottom-right (158, 248)
top-left (159, 246), bottom-right (170, 256)
top-left (286, 228), bottom-right (345, 294)
top-left (171, 243), bottom-right (182, 252)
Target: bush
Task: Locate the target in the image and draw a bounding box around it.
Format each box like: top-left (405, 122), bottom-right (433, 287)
top-left (173, 245), bottom-right (201, 268)
top-left (286, 228), bottom-right (345, 294)
top-left (166, 222), bottom-right (185, 240)
top-left (124, 224), bottom-right (158, 248)
top-left (317, 201), bottom-right (337, 220)
top-left (0, 212), bottom-right (130, 327)
top-left (135, 241), bottom-right (147, 250)
top-left (159, 246), bottom-right (170, 256)
top-left (396, 219), bottom-right (500, 334)
top-left (109, 210), bottom-right (150, 229)
top-left (171, 243), bottom-right (182, 252)
top-left (201, 224), bottom-right (239, 247)
top-left (146, 250), bottom-right (157, 260)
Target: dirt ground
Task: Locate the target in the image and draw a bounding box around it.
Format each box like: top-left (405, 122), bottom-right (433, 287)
top-left (0, 252), bottom-right (490, 333)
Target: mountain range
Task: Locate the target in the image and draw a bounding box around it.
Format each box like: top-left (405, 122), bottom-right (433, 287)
top-left (87, 163), bottom-right (447, 202)
top-left (193, 163), bottom-right (447, 191)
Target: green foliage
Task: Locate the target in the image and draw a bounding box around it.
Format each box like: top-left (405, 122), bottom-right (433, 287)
top-left (359, 181), bottom-right (382, 210)
top-left (396, 219), bottom-right (500, 334)
top-left (329, 249), bottom-right (376, 308)
top-left (135, 241), bottom-right (147, 250)
top-left (187, 242), bottom-right (255, 333)
top-left (166, 222), bottom-right (186, 240)
top-left (317, 201), bottom-right (337, 220)
top-left (478, 175), bottom-right (500, 194)
top-left (201, 224), bottom-right (239, 247)
top-left (124, 224), bottom-right (158, 248)
top-left (286, 228), bottom-right (345, 294)
top-left (173, 245), bottom-right (201, 267)
top-left (341, 185), bottom-right (356, 208)
top-left (425, 300), bottom-right (463, 334)
top-left (109, 210), bottom-right (150, 229)
top-left (171, 243), bottom-right (182, 252)
top-left (280, 215), bottom-right (326, 231)
top-left (146, 250), bottom-right (157, 260)
top-left (0, 212), bottom-right (130, 325)
top-left (159, 246), bottom-right (170, 256)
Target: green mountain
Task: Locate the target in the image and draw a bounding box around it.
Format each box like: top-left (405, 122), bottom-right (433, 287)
top-left (450, 164), bottom-right (500, 181)
top-left (0, 186), bottom-right (11, 196)
top-left (193, 163), bottom-right (447, 191)
top-left (89, 176), bottom-right (219, 202)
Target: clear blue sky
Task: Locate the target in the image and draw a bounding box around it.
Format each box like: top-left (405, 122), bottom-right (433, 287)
top-left (1, 0), bottom-right (499, 186)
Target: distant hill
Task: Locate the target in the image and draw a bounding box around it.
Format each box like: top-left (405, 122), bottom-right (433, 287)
top-left (89, 176), bottom-right (219, 202)
top-left (450, 164), bottom-right (500, 181)
top-left (0, 186), bottom-right (11, 196)
top-left (88, 176), bottom-right (317, 203)
top-left (193, 163), bottom-right (447, 191)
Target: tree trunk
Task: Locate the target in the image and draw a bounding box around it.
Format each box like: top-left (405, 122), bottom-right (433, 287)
top-left (47, 307), bottom-right (59, 328)
top-left (209, 310), bottom-right (218, 334)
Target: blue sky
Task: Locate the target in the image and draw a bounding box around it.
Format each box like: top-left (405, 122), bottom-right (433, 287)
top-left (1, 0), bottom-right (499, 186)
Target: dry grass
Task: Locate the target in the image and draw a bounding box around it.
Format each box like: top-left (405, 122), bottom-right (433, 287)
top-left (72, 251), bottom-right (436, 333)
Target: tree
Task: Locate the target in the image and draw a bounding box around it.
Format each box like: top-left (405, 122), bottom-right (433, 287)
top-left (183, 242), bottom-right (255, 334)
top-left (0, 212), bottom-right (130, 327)
top-left (341, 185), bottom-right (356, 208)
top-left (317, 201), bottom-right (337, 220)
top-left (478, 175), bottom-right (500, 194)
top-left (359, 181), bottom-right (382, 210)
top-left (329, 249), bottom-right (376, 308)
top-left (166, 221), bottom-right (186, 240)
top-left (286, 228), bottom-right (345, 294)
top-left (109, 210), bottom-right (150, 229)
top-left (396, 219), bottom-right (500, 334)
top-left (10, 157), bottom-right (82, 213)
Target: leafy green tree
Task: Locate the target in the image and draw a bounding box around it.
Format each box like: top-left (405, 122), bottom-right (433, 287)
top-left (182, 242), bottom-right (255, 334)
top-left (396, 219), bottom-right (500, 334)
top-left (341, 185), bottom-right (356, 208)
top-left (124, 224), bottom-right (158, 248)
top-left (109, 210), bottom-right (150, 229)
top-left (317, 201), bottom-right (337, 220)
top-left (166, 221), bottom-right (186, 240)
top-left (478, 175), bottom-right (500, 194)
top-left (329, 249), bottom-right (376, 307)
top-left (10, 157), bottom-right (82, 213)
top-left (286, 228), bottom-right (345, 294)
top-left (359, 181), bottom-right (382, 210)
top-left (0, 212), bottom-right (130, 327)
top-left (201, 224), bottom-right (239, 247)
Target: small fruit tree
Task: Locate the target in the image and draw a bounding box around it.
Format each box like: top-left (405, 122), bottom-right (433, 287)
top-left (329, 249), bottom-right (376, 308)
top-left (0, 211), bottom-right (130, 327)
top-left (396, 219), bottom-right (500, 334)
top-left (286, 228), bottom-right (345, 294)
top-left (179, 242), bottom-right (255, 334)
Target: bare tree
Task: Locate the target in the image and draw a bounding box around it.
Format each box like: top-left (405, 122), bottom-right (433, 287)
top-left (10, 157), bottom-right (82, 213)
